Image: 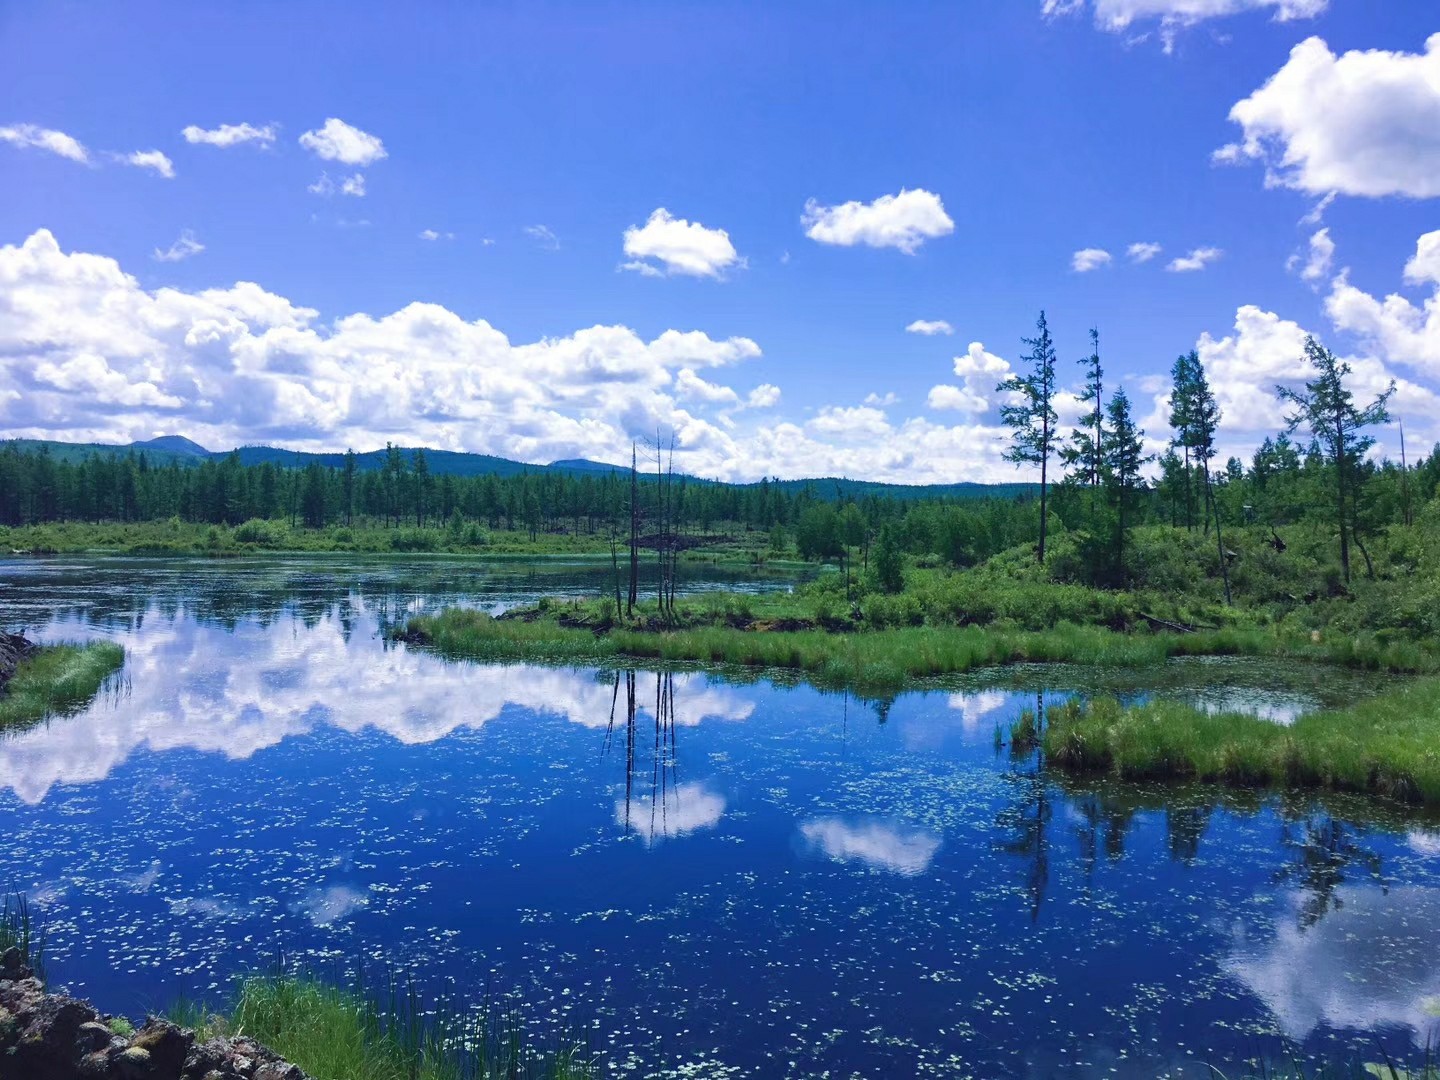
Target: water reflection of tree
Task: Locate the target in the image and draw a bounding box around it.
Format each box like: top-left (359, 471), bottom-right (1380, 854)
top-left (605, 669), bottom-right (680, 840)
top-left (996, 693), bottom-right (1052, 921)
top-left (1275, 811), bottom-right (1386, 930)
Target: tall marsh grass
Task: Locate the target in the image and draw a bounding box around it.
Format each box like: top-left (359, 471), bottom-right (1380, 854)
top-left (177, 972), bottom-right (598, 1080)
top-left (1045, 676), bottom-right (1440, 806)
top-left (0, 892), bottom-right (45, 982)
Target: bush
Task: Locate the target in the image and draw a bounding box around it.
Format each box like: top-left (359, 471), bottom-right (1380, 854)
top-left (233, 519), bottom-right (289, 547)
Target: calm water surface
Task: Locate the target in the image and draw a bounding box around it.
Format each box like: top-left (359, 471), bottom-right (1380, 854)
top-left (1, 555), bottom-right (1437, 1078)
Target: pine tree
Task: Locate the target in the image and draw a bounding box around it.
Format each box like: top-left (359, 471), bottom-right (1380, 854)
top-left (999, 310), bottom-right (1059, 564)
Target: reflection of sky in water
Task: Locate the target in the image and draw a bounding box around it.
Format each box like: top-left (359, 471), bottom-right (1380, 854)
top-left (0, 557), bottom-right (1438, 1077)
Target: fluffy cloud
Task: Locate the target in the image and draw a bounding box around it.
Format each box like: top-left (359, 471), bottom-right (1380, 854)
top-left (807, 405), bottom-right (892, 441)
top-left (1286, 227), bottom-right (1333, 285)
top-left (927, 342), bottom-right (1012, 415)
top-left (1045, 0), bottom-right (1327, 52)
top-left (1138, 298), bottom-right (1440, 466)
top-left (621, 208), bottom-right (742, 279)
top-left (1325, 233), bottom-right (1440, 378)
top-left (153, 230), bottom-right (204, 263)
top-left (1217, 35), bottom-right (1440, 198)
top-left (0, 123), bottom-right (90, 163)
top-left (1404, 229), bottom-right (1440, 287)
top-left (418, 229), bottom-right (455, 242)
top-left (298, 118), bottom-right (387, 166)
top-left (1072, 247), bottom-right (1112, 272)
top-left (120, 150), bottom-right (175, 178)
top-left (0, 230), bottom-right (1113, 485)
top-left (906, 319), bottom-right (953, 336)
top-left (802, 188), bottom-right (954, 254)
top-left (1127, 241), bottom-right (1162, 263)
top-left (747, 384), bottom-right (781, 409)
top-left (182, 122), bottom-right (277, 148)
top-left (1167, 246), bottom-right (1223, 272)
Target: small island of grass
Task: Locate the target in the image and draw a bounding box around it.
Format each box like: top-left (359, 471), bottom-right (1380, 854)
top-left (0, 634), bottom-right (125, 731)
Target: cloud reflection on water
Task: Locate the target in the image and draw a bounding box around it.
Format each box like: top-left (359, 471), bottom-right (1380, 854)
top-left (799, 816), bottom-right (942, 876)
top-left (1226, 886), bottom-right (1440, 1040)
top-left (0, 610), bottom-right (753, 803)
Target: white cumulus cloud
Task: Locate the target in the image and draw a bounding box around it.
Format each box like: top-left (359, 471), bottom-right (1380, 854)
top-left (802, 188), bottom-right (954, 254)
top-left (621, 208), bottom-right (742, 279)
top-left (906, 319), bottom-right (953, 336)
top-left (1217, 35), bottom-right (1440, 198)
top-left (1128, 241), bottom-right (1162, 263)
top-left (1167, 246), bottom-right (1223, 272)
top-left (121, 150), bottom-right (175, 178)
top-left (298, 118), bottom-right (387, 167)
top-left (181, 122), bottom-right (277, 148)
top-left (1072, 247), bottom-right (1112, 272)
top-left (0, 123), bottom-right (90, 163)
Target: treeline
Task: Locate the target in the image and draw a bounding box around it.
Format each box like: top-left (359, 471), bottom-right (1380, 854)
top-left (0, 440), bottom-right (1014, 543)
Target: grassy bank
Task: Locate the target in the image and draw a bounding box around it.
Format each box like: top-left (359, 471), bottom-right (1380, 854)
top-left (0, 640), bottom-right (125, 730)
top-left (176, 974), bottom-right (597, 1080)
top-left (1044, 677), bottom-right (1440, 805)
top-left (402, 607), bottom-right (1435, 696)
top-left (0, 518), bottom-right (772, 561)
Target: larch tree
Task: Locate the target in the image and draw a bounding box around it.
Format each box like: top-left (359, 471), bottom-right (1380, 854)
top-left (1102, 388), bottom-right (1149, 582)
top-left (1277, 336), bottom-right (1395, 584)
top-left (999, 310), bottom-right (1059, 564)
top-left (1063, 328), bottom-right (1106, 507)
top-left (1182, 351), bottom-right (1231, 605)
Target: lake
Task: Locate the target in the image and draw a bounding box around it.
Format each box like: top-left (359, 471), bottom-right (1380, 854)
top-left (1, 555), bottom-right (1437, 1078)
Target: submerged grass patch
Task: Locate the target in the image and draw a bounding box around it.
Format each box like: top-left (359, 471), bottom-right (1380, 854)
top-left (0, 640), bottom-right (125, 731)
top-left (1045, 676), bottom-right (1440, 805)
top-left (176, 973), bottom-right (598, 1080)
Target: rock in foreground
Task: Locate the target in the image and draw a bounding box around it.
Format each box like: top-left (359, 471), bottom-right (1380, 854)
top-left (0, 949), bottom-right (309, 1080)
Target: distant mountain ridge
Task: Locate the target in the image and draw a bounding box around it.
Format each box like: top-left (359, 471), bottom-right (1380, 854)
top-left (3, 436), bottom-right (1038, 500)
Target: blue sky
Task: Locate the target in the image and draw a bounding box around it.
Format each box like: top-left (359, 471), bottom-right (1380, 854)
top-left (2, 1), bottom-right (1438, 482)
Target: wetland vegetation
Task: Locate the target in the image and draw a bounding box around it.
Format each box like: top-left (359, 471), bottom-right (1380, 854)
top-left (0, 636), bottom-right (124, 732)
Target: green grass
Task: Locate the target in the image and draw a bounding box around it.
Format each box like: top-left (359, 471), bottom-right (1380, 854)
top-left (175, 974), bottom-right (598, 1080)
top-left (402, 607), bottom-right (1436, 697)
top-left (1045, 676), bottom-right (1440, 805)
top-left (0, 518), bottom-right (775, 562)
top-left (0, 640), bottom-right (125, 730)
top-left (0, 892), bottom-right (45, 982)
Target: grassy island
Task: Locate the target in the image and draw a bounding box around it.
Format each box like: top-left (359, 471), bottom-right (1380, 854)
top-left (0, 639), bottom-right (125, 731)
